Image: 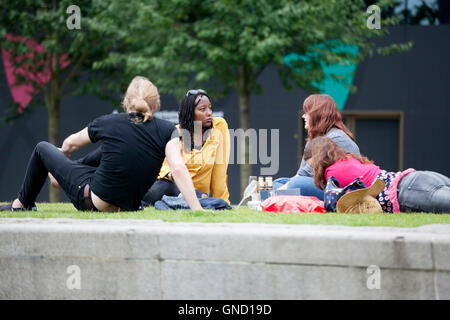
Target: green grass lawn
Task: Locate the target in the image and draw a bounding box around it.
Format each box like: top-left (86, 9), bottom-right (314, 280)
top-left (1, 202), bottom-right (450, 228)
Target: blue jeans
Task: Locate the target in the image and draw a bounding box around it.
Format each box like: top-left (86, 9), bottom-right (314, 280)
top-left (398, 171), bottom-right (450, 213)
top-left (154, 195), bottom-right (231, 210)
top-left (273, 175), bottom-right (324, 200)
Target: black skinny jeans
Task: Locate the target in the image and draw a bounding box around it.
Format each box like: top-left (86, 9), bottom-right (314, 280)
top-left (17, 141), bottom-right (97, 210)
top-left (142, 178), bottom-right (181, 206)
top-left (141, 179), bottom-right (208, 206)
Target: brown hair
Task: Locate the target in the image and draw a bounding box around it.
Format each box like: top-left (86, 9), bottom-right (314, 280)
top-left (122, 76), bottom-right (160, 123)
top-left (304, 136), bottom-right (373, 189)
top-left (303, 94), bottom-right (355, 142)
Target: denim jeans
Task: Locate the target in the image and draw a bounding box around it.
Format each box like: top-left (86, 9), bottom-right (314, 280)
top-left (273, 175), bottom-right (324, 200)
top-left (17, 141), bottom-right (97, 211)
top-left (398, 171), bottom-right (450, 213)
top-left (154, 195), bottom-right (231, 210)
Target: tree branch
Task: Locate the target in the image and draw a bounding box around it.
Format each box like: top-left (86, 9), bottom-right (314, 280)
top-left (60, 49), bottom-right (90, 90)
top-left (247, 66), bottom-right (264, 92)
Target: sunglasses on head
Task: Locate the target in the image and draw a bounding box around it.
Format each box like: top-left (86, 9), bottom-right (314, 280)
top-left (186, 89), bottom-right (207, 96)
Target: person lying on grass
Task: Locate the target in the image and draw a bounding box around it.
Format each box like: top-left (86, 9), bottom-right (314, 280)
top-left (0, 76), bottom-right (203, 212)
top-left (303, 136), bottom-right (450, 213)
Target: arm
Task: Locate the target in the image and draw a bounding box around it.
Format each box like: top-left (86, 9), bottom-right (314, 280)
top-left (210, 121), bottom-right (230, 204)
top-left (165, 138), bottom-right (203, 211)
top-left (60, 127), bottom-right (92, 157)
top-left (329, 132), bottom-right (360, 155)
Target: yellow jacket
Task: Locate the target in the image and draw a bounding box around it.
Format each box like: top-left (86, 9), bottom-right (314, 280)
top-left (157, 117), bottom-right (230, 204)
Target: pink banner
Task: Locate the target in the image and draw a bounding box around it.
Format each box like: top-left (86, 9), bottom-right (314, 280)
top-left (2, 34), bottom-right (70, 113)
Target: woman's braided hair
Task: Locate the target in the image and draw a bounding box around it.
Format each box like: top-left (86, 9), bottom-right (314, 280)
top-left (178, 92), bottom-right (212, 151)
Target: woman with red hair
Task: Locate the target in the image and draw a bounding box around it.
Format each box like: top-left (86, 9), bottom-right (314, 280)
top-left (273, 94), bottom-right (360, 200)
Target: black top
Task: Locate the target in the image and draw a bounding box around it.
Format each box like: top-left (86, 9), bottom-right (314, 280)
top-left (87, 113), bottom-right (178, 211)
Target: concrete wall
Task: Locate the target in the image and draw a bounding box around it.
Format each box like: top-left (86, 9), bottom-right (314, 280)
top-left (0, 218), bottom-right (449, 300)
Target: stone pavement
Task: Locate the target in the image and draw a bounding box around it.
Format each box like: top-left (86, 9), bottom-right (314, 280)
top-left (0, 218), bottom-right (449, 299)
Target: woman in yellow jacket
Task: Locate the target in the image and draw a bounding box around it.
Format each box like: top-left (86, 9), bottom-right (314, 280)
top-left (142, 89), bottom-right (230, 206)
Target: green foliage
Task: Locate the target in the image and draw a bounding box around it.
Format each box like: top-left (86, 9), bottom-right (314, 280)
top-left (0, 0), bottom-right (413, 116)
top-left (96, 0), bottom-right (412, 99)
top-left (0, 0), bottom-right (133, 121)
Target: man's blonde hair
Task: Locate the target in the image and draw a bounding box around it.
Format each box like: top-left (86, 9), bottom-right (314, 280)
top-left (122, 76), bottom-right (160, 122)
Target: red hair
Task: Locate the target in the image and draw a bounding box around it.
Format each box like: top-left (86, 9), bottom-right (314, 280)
top-left (304, 136), bottom-right (373, 189)
top-left (303, 94), bottom-right (355, 142)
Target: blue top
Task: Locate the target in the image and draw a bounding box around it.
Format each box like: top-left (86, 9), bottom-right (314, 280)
top-left (297, 128), bottom-right (360, 177)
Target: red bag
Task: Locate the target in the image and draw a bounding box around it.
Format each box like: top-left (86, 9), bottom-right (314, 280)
top-left (260, 195), bottom-right (326, 214)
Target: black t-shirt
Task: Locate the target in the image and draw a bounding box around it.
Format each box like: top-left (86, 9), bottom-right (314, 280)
top-left (87, 113), bottom-right (178, 211)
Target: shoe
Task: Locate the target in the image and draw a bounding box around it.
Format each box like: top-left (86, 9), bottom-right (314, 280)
top-left (0, 203), bottom-right (24, 211)
top-left (0, 203), bottom-right (37, 211)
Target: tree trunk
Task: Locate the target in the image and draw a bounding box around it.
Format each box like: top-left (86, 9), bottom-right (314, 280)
top-left (47, 54), bottom-right (61, 203)
top-left (47, 96), bottom-right (60, 203)
top-left (238, 65), bottom-right (252, 196)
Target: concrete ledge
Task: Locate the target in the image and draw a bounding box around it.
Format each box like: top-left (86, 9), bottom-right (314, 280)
top-left (0, 218), bottom-right (449, 299)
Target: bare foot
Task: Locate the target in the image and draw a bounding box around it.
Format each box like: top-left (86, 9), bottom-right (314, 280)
top-left (12, 198), bottom-right (24, 209)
